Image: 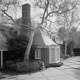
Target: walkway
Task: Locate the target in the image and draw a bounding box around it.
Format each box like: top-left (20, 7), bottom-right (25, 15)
top-left (1, 56), bottom-right (80, 80)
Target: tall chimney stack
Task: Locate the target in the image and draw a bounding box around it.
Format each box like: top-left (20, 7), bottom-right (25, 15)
top-left (21, 3), bottom-right (31, 37)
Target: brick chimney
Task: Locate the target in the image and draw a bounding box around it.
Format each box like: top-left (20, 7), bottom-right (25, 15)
top-left (21, 3), bottom-right (31, 37)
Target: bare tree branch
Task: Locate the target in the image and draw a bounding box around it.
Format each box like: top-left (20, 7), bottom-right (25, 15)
top-left (1, 9), bottom-right (34, 31)
top-left (1, 10), bottom-right (15, 23)
top-left (45, 1), bottom-right (78, 19)
top-left (41, 0), bottom-right (49, 24)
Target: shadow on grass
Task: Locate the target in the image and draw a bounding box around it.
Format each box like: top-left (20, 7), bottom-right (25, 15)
top-left (0, 68), bottom-right (44, 79)
top-left (0, 69), bottom-right (19, 79)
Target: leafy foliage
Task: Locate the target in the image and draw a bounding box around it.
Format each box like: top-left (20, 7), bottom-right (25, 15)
top-left (67, 40), bottom-right (75, 55)
top-left (6, 34), bottom-right (29, 60)
top-left (16, 60), bottom-right (45, 73)
top-left (57, 27), bottom-right (66, 40)
top-left (4, 60), bottom-right (45, 73)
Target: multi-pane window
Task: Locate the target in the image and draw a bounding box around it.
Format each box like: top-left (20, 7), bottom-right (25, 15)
top-left (49, 47), bottom-right (60, 63)
top-left (35, 49), bottom-right (41, 59)
top-left (50, 48), bottom-right (55, 63)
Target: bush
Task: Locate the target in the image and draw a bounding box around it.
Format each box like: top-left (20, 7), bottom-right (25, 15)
top-left (9, 63), bottom-right (17, 70)
top-left (5, 61), bottom-right (14, 69)
top-left (16, 60), bottom-right (45, 73)
top-left (28, 61), bottom-right (40, 72)
top-left (37, 60), bottom-right (45, 70)
top-left (16, 62), bottom-right (29, 73)
top-left (4, 61), bottom-right (17, 70)
top-left (4, 60), bottom-right (45, 73)
top-left (6, 34), bottom-right (29, 61)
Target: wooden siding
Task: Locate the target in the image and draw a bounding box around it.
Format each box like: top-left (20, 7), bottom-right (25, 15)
top-left (41, 48), bottom-right (49, 68)
top-left (0, 31), bottom-right (7, 49)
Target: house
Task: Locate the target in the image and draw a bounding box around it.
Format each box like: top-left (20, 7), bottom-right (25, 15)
top-left (31, 27), bottom-right (62, 67)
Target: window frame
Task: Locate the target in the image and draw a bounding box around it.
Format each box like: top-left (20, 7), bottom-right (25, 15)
top-left (35, 49), bottom-right (41, 59)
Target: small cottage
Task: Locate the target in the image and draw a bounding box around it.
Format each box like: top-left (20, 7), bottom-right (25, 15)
top-left (32, 27), bottom-right (62, 67)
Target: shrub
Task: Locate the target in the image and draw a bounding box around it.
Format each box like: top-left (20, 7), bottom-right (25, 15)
top-left (4, 60), bottom-right (45, 73)
top-left (4, 61), bottom-right (17, 71)
top-left (6, 34), bottom-right (29, 61)
top-left (16, 62), bottom-right (29, 73)
top-left (28, 61), bottom-right (40, 72)
top-left (9, 63), bottom-right (17, 71)
top-left (37, 60), bottom-right (45, 70)
top-left (16, 60), bottom-right (45, 73)
top-left (5, 61), bottom-right (14, 69)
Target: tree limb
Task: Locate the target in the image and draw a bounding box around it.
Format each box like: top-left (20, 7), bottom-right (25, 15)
top-left (41, 0), bottom-right (49, 24)
top-left (45, 0), bottom-right (78, 19)
top-left (1, 9), bottom-right (34, 31)
top-left (1, 10), bottom-right (16, 23)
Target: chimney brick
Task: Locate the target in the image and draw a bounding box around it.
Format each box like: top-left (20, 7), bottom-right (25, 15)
top-left (21, 3), bottom-right (31, 37)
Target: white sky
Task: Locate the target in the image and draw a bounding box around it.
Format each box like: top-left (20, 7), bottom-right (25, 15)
top-left (19, 0), bottom-right (44, 22)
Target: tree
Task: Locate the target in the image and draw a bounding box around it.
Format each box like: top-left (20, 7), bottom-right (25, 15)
top-left (69, 27), bottom-right (78, 42)
top-left (1, 0), bottom-right (80, 61)
top-left (58, 27), bottom-right (78, 56)
top-left (6, 34), bottom-right (29, 61)
top-left (74, 32), bottom-right (80, 48)
top-left (57, 27), bottom-right (66, 40)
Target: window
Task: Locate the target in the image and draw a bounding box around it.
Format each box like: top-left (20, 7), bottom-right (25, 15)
top-left (57, 48), bottom-right (60, 61)
top-left (35, 49), bottom-right (41, 59)
top-left (49, 48), bottom-right (56, 63)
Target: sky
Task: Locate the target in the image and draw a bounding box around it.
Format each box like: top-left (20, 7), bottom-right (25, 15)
top-left (19, 0), bottom-right (44, 23)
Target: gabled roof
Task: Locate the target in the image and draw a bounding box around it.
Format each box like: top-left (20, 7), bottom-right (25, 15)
top-left (33, 27), bottom-right (57, 46)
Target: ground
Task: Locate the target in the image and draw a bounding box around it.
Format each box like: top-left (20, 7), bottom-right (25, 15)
top-left (1, 56), bottom-right (80, 80)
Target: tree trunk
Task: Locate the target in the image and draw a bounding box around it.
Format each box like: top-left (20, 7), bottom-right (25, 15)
top-left (24, 30), bottom-right (35, 61)
top-left (64, 40), bottom-right (67, 58)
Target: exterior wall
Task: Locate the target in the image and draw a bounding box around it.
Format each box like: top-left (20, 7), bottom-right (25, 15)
top-left (41, 48), bottom-right (49, 68)
top-left (0, 51), bottom-right (1, 68)
top-left (34, 46), bottom-right (60, 67)
top-left (0, 31), bottom-right (7, 49)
